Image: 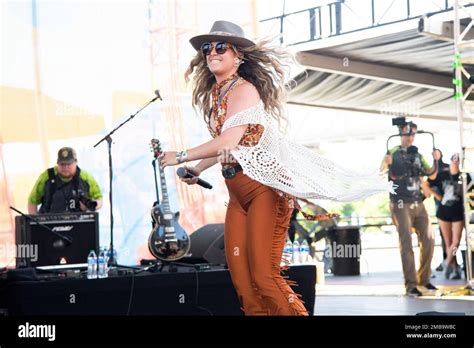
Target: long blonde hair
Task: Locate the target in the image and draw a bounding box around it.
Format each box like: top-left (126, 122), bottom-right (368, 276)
top-left (184, 38), bottom-right (295, 131)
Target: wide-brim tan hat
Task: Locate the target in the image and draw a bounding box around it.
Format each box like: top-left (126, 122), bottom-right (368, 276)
top-left (190, 20), bottom-right (255, 51)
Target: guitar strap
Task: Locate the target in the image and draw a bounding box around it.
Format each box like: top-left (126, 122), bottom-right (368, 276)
top-left (43, 168), bottom-right (57, 213)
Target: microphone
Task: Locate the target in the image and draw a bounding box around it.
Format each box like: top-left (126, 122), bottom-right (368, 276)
top-left (154, 90), bottom-right (162, 101)
top-left (176, 167), bottom-right (213, 189)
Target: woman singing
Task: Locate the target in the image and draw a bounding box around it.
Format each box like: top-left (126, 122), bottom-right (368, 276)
top-left (159, 20), bottom-right (393, 315)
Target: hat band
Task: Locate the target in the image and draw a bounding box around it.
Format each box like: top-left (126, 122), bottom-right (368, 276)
top-left (209, 31), bottom-right (236, 37)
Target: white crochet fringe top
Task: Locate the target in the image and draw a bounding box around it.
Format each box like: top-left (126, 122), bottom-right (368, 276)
top-left (222, 100), bottom-right (396, 202)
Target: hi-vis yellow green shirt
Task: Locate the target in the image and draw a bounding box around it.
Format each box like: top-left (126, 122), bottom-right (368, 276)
top-left (29, 166), bottom-right (102, 205)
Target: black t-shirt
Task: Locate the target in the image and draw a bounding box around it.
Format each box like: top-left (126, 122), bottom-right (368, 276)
top-left (435, 171), bottom-right (471, 208)
top-left (428, 162), bottom-right (449, 191)
top-left (428, 162), bottom-right (449, 209)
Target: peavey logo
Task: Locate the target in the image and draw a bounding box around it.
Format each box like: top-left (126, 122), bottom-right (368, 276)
top-left (18, 322), bottom-right (55, 341)
top-left (52, 225), bottom-right (74, 232)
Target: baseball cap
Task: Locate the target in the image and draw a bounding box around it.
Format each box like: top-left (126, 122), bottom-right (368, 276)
top-left (57, 147), bottom-right (77, 165)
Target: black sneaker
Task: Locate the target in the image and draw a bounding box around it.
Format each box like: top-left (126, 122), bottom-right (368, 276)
top-left (435, 261), bottom-right (445, 272)
top-left (444, 264), bottom-right (453, 279)
top-left (449, 266), bottom-right (461, 280)
top-left (406, 287), bottom-right (422, 297)
top-left (423, 283), bottom-right (438, 290)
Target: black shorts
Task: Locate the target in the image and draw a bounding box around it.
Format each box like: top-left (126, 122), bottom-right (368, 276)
top-left (436, 204), bottom-right (464, 222)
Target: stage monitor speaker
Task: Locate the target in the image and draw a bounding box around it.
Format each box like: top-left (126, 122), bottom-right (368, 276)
top-left (15, 212), bottom-right (99, 268)
top-left (186, 223), bottom-right (226, 265)
top-left (416, 311), bottom-right (465, 316)
top-left (328, 226), bottom-right (360, 276)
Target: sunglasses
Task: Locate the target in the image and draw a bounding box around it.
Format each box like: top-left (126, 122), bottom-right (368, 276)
top-left (201, 42), bottom-right (231, 56)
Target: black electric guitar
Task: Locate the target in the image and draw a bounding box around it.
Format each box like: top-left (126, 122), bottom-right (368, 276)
top-left (148, 139), bottom-right (191, 261)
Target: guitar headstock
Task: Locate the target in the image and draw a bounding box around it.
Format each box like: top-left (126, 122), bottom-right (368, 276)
top-left (150, 138), bottom-right (162, 159)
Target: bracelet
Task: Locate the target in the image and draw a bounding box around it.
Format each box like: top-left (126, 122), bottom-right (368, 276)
top-left (181, 150), bottom-right (188, 163)
top-left (176, 151), bottom-right (183, 164)
top-left (176, 150), bottom-right (188, 164)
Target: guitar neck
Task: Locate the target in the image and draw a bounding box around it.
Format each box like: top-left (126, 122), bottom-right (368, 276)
top-left (158, 165), bottom-right (172, 213)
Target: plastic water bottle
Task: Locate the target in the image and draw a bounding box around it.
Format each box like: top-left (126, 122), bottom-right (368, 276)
top-left (106, 246), bottom-right (117, 265)
top-left (292, 240), bottom-right (300, 265)
top-left (102, 246), bottom-right (111, 275)
top-left (283, 239), bottom-right (293, 266)
top-left (98, 248), bottom-right (108, 278)
top-left (87, 250), bottom-right (97, 279)
top-left (300, 240), bottom-right (310, 264)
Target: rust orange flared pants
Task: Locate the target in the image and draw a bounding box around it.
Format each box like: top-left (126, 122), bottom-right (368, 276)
top-left (224, 171), bottom-right (309, 316)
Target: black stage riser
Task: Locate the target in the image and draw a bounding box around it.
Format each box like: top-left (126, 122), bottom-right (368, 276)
top-left (2, 265), bottom-right (316, 316)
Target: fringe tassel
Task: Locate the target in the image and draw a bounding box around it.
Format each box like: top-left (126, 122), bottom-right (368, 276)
top-left (275, 189), bottom-right (340, 221)
top-left (273, 196), bottom-right (309, 316)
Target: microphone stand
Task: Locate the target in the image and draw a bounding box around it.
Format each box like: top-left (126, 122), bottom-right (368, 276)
top-left (94, 91), bottom-right (162, 267)
top-left (9, 206), bottom-right (72, 244)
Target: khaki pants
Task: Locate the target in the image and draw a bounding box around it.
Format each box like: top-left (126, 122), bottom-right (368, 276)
top-left (390, 201), bottom-right (434, 289)
top-left (224, 171), bottom-right (308, 316)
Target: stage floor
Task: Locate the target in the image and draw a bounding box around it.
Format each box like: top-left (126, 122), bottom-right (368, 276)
top-left (315, 270), bottom-right (473, 315)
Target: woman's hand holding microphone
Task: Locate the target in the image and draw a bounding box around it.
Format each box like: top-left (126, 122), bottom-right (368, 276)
top-left (179, 166), bottom-right (201, 185)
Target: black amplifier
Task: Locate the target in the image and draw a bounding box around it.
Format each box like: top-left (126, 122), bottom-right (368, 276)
top-left (15, 212), bottom-right (99, 268)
